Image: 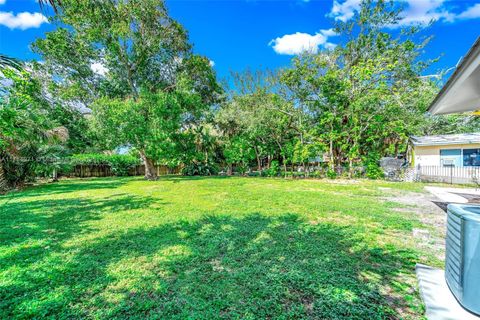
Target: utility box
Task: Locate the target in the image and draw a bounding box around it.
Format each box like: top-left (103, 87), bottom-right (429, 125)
top-left (445, 204), bottom-right (480, 315)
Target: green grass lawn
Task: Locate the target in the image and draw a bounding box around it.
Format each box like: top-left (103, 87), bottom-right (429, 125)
top-left (0, 177), bottom-right (443, 319)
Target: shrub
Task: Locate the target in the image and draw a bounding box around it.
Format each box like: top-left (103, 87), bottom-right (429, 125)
top-left (70, 153), bottom-right (140, 176)
top-left (109, 155), bottom-right (140, 176)
top-left (310, 170), bottom-right (321, 179)
top-left (365, 162), bottom-right (384, 179)
top-left (362, 153), bottom-right (385, 180)
top-left (264, 161), bottom-right (280, 177)
top-left (326, 169), bottom-right (337, 179)
top-left (235, 164), bottom-right (249, 176)
top-left (182, 161), bottom-right (218, 176)
top-left (35, 161), bottom-right (74, 178)
top-left (270, 161), bottom-right (281, 177)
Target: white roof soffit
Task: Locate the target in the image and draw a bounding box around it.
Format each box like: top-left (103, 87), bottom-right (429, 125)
top-left (428, 37), bottom-right (480, 115)
top-left (411, 133), bottom-right (480, 146)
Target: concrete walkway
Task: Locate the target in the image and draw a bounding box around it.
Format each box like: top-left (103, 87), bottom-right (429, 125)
top-left (418, 187), bottom-right (480, 319)
top-left (425, 186), bottom-right (480, 204)
top-left (416, 264), bottom-right (479, 320)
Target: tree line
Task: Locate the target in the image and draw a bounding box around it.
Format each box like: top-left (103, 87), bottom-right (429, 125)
top-left (1, 0), bottom-right (479, 189)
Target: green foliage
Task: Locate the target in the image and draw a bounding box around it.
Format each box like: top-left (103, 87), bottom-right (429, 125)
top-left (326, 169), bottom-right (337, 179)
top-left (3, 0), bottom-right (480, 188)
top-left (181, 161), bottom-right (218, 176)
top-left (364, 154), bottom-right (385, 180)
top-left (91, 91), bottom-right (183, 160)
top-left (264, 160), bottom-right (280, 177)
top-left (223, 136), bottom-right (255, 174)
top-left (0, 69), bottom-right (73, 187)
top-left (280, 0), bottom-right (441, 169)
top-left (33, 0), bottom-right (221, 179)
top-left (49, 104), bottom-right (95, 153)
top-left (216, 75), bottom-right (297, 172)
top-left (365, 163), bottom-right (385, 180)
top-left (70, 153), bottom-right (140, 176)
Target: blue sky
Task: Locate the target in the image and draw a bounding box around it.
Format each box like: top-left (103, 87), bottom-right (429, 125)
top-left (0, 0), bottom-right (479, 83)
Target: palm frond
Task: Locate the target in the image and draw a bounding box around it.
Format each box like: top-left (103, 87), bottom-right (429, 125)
top-left (38, 0), bottom-right (62, 13)
top-left (0, 54), bottom-right (22, 70)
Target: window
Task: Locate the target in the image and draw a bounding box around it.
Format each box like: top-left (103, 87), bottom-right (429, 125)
top-left (440, 149), bottom-right (461, 167)
top-left (463, 148), bottom-right (480, 167)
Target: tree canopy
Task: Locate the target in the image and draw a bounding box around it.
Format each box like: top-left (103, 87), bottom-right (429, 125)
top-left (32, 0), bottom-right (221, 179)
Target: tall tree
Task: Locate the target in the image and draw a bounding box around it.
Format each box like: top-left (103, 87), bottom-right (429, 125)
top-left (0, 68), bottom-right (70, 190)
top-left (282, 0), bottom-right (436, 171)
top-left (33, 0), bottom-right (220, 180)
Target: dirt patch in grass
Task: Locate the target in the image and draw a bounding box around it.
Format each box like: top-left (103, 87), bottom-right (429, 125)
top-left (382, 190), bottom-right (446, 262)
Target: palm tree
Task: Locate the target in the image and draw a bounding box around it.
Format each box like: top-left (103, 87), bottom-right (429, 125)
top-left (0, 54), bottom-right (22, 70)
top-left (0, 1), bottom-right (64, 193)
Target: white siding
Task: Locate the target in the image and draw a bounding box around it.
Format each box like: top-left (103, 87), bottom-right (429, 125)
top-left (414, 144), bottom-right (480, 167)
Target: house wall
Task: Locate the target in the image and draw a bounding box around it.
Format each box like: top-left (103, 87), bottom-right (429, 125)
top-left (413, 143), bottom-right (480, 167)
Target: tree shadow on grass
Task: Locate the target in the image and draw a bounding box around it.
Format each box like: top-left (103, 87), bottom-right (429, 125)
top-left (0, 193), bottom-right (158, 269)
top-left (12, 177), bottom-right (133, 198)
top-left (1, 213), bottom-right (421, 319)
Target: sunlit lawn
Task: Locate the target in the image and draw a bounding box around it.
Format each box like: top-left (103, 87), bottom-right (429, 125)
top-left (0, 176), bottom-right (442, 319)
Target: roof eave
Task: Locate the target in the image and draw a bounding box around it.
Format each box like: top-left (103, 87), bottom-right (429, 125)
top-left (412, 140), bottom-right (480, 147)
top-left (428, 37), bottom-right (480, 115)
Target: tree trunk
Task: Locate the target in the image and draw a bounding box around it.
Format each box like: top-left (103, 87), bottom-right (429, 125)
top-left (0, 160), bottom-right (8, 194)
top-left (52, 168), bottom-right (58, 182)
top-left (254, 146), bottom-right (262, 171)
top-left (139, 150), bottom-right (157, 180)
top-left (329, 137), bottom-right (335, 171)
top-left (348, 158), bottom-right (354, 178)
top-left (394, 142), bottom-right (399, 158)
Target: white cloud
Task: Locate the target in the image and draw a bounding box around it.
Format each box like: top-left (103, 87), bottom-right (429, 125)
top-left (269, 29), bottom-right (337, 55)
top-left (328, 0), bottom-right (480, 27)
top-left (0, 0), bottom-right (6, 5)
top-left (396, 0), bottom-right (454, 27)
top-left (91, 62), bottom-right (108, 76)
top-left (329, 0), bottom-right (361, 22)
top-left (324, 42), bottom-right (337, 50)
top-left (0, 11), bottom-right (48, 30)
top-left (209, 60), bottom-right (215, 67)
top-left (458, 3), bottom-right (480, 19)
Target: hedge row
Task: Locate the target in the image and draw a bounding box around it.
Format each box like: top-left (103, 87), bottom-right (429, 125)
top-left (70, 154), bottom-right (140, 176)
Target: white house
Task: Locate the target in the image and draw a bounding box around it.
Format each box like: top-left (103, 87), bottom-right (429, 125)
top-left (411, 37), bottom-right (480, 184)
top-left (410, 133), bottom-right (480, 168)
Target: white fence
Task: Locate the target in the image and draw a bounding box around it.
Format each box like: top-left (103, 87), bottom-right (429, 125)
top-left (417, 165), bottom-right (480, 184)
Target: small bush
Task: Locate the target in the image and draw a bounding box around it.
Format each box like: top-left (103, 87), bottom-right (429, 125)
top-left (109, 155), bottom-right (140, 176)
top-left (182, 161), bottom-right (219, 176)
top-left (262, 161), bottom-right (281, 177)
top-left (365, 162), bottom-right (384, 179)
top-left (326, 169), bottom-right (337, 179)
top-left (267, 161), bottom-right (281, 177)
top-left (235, 164), bottom-right (249, 176)
top-left (310, 170), bottom-right (322, 178)
top-left (292, 171), bottom-right (305, 179)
